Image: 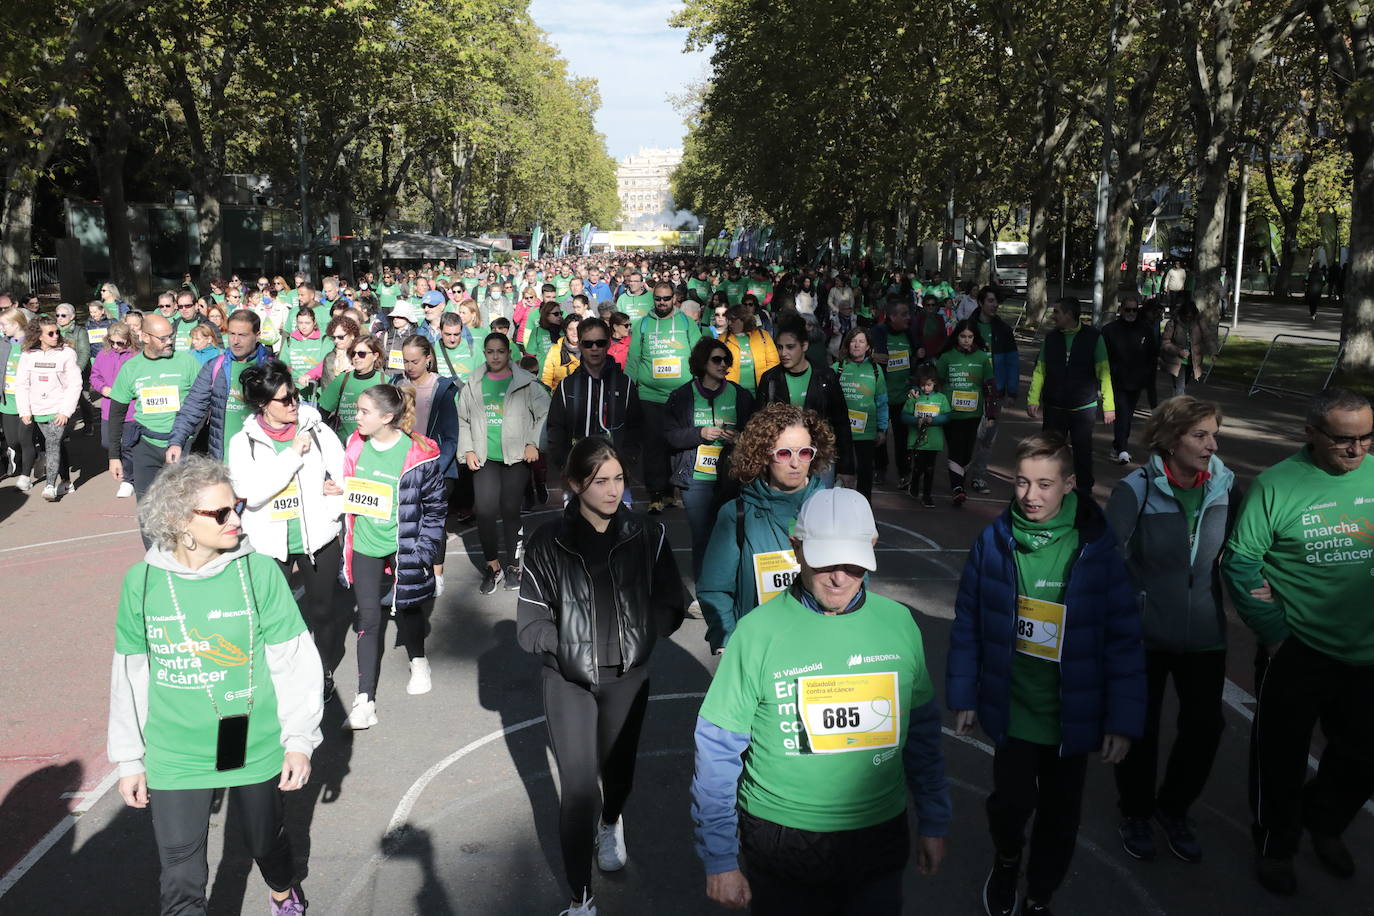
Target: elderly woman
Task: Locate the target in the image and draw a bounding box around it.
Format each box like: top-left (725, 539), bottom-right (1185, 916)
top-left (696, 402), bottom-right (834, 653)
top-left (108, 456), bottom-right (322, 916)
top-left (1105, 396), bottom-right (1239, 865)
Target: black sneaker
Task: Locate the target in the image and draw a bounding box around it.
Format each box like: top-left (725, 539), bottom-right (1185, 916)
top-left (479, 566), bottom-right (504, 595)
top-left (922, 493), bottom-right (935, 508)
top-left (1308, 829), bottom-right (1355, 878)
top-left (898, 473), bottom-right (912, 490)
top-left (970, 478), bottom-right (991, 494)
top-left (982, 853), bottom-right (1020, 916)
top-left (322, 672), bottom-right (336, 704)
top-left (1156, 812), bottom-right (1201, 863)
top-left (503, 564), bottom-right (522, 590)
top-left (952, 487), bottom-right (968, 508)
top-left (1119, 817), bottom-right (1157, 861)
top-left (1256, 854), bottom-right (1297, 895)
top-left (1023, 902), bottom-right (1053, 916)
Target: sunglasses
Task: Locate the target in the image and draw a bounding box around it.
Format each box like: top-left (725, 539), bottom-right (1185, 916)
top-left (653, 295), bottom-right (674, 302)
top-left (192, 498), bottom-right (247, 524)
top-left (771, 446), bottom-right (816, 463)
top-left (708, 354), bottom-right (729, 365)
top-left (351, 349), bottom-right (375, 359)
top-left (271, 391), bottom-right (301, 405)
top-left (332, 333), bottom-right (349, 340)
top-left (580, 338), bottom-right (608, 348)
top-left (178, 303), bottom-right (197, 309)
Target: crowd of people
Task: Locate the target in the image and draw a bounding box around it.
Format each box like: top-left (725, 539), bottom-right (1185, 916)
top-left (0, 252), bottom-right (1364, 916)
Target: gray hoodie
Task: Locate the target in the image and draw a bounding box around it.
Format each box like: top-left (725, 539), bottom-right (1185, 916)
top-left (107, 540), bottom-right (324, 778)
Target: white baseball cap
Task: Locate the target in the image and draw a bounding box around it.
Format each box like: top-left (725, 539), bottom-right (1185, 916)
top-left (793, 488), bottom-right (878, 572)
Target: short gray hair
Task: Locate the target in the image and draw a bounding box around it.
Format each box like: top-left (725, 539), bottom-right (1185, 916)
top-left (138, 456), bottom-right (234, 550)
top-left (1306, 387), bottom-right (1371, 428)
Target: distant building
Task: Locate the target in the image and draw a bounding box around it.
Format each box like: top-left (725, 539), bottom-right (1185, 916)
top-left (617, 147), bottom-right (683, 228)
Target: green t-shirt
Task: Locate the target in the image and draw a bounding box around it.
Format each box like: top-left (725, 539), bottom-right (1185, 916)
top-left (839, 361), bottom-right (882, 441)
top-left (687, 278), bottom-right (712, 303)
top-left (1173, 482), bottom-right (1207, 548)
top-left (553, 274), bottom-right (573, 298)
top-left (1225, 448), bottom-right (1374, 663)
top-left (350, 435), bottom-right (409, 557)
top-left (268, 437), bottom-right (306, 555)
top-left (1008, 495), bottom-right (1080, 746)
top-left (882, 335), bottom-right (913, 399)
top-left (903, 391), bottom-right (949, 452)
top-left (937, 348), bottom-right (995, 418)
top-left (435, 339), bottom-right (479, 381)
top-left (318, 370), bottom-right (383, 443)
top-left (113, 552), bottom-right (306, 790)
top-left (615, 290), bottom-right (654, 323)
top-left (171, 316), bottom-right (203, 351)
top-left (111, 351), bottom-right (204, 441)
top-left (377, 283), bottom-right (402, 313)
top-left (783, 365), bottom-right (812, 406)
top-left (715, 279), bottom-right (747, 306)
top-left (221, 359), bottom-right (252, 456)
top-left (691, 384), bottom-right (740, 482)
top-left (482, 375), bottom-right (513, 462)
top-left (698, 589), bottom-right (934, 833)
top-left (746, 281), bottom-right (773, 304)
top-left (1, 344), bottom-right (21, 416)
top-left (735, 335), bottom-right (756, 392)
top-left (282, 334), bottom-right (327, 382)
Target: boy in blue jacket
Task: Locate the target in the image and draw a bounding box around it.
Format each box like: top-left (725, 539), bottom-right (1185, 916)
top-left (948, 432), bottom-right (1145, 916)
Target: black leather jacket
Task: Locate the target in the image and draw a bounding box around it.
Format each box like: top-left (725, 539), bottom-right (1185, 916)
top-left (516, 504), bottom-right (686, 687)
top-left (756, 359), bottom-right (856, 475)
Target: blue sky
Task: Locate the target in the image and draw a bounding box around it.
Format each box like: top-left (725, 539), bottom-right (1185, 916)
top-left (528, 0), bottom-right (709, 161)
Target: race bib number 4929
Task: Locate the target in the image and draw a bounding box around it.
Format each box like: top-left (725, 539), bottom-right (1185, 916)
top-left (797, 671), bottom-right (900, 753)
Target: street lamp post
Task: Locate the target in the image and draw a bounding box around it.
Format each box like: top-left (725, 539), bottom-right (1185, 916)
top-left (1090, 0), bottom-right (1120, 326)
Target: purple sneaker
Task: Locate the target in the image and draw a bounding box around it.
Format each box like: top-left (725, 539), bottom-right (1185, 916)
top-left (270, 888), bottom-right (306, 916)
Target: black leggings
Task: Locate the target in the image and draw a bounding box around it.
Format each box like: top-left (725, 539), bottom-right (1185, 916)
top-left (435, 478), bottom-right (455, 566)
top-left (1, 412), bottom-right (37, 477)
top-left (852, 439), bottom-right (876, 501)
top-left (909, 450), bottom-right (938, 498)
top-left (542, 665), bottom-right (650, 897)
top-left (473, 461), bottom-right (528, 567)
top-left (945, 417), bottom-right (980, 491)
top-left (149, 775), bottom-right (295, 915)
top-left (350, 551), bottom-right (425, 698)
top-left (277, 539), bottom-right (347, 678)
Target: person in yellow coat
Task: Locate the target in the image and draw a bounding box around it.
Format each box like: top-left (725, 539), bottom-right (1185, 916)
top-left (722, 306), bottom-right (779, 395)
top-left (540, 315), bottom-right (582, 392)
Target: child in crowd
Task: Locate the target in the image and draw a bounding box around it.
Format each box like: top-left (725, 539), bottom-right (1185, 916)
top-left (902, 364), bottom-right (949, 507)
top-left (947, 432), bottom-right (1145, 916)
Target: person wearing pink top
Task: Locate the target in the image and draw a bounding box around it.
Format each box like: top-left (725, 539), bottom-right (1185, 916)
top-left (89, 320), bottom-right (138, 496)
top-left (14, 315), bottom-right (82, 500)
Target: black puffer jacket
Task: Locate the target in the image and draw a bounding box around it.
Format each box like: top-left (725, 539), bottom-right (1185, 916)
top-left (516, 504), bottom-right (686, 687)
top-left (755, 359), bottom-right (855, 474)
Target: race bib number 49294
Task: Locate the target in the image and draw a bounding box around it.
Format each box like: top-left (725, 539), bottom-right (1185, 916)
top-left (343, 476), bottom-right (393, 520)
top-left (797, 671), bottom-right (900, 753)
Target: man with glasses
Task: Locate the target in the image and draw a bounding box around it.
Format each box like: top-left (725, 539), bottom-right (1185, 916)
top-left (546, 317), bottom-right (641, 499)
top-left (615, 271), bottom-right (653, 323)
top-left (627, 284), bottom-right (701, 513)
top-left (155, 291), bottom-right (177, 321)
top-left (1221, 388), bottom-right (1374, 897)
top-left (171, 291), bottom-right (215, 350)
top-left (53, 303), bottom-right (96, 434)
top-left (1102, 294), bottom-right (1159, 465)
top-left (166, 310), bottom-right (269, 463)
top-left (105, 314), bottom-right (206, 511)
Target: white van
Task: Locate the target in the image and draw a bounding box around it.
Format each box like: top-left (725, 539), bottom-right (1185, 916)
top-left (994, 241), bottom-right (1029, 295)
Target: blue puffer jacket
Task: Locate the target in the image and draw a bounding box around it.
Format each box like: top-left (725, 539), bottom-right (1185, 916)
top-left (946, 498), bottom-right (1146, 756)
top-left (339, 430), bottom-right (446, 610)
top-left (168, 345), bottom-right (271, 459)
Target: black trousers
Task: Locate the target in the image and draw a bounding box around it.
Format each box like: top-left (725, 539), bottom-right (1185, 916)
top-left (132, 436), bottom-right (170, 499)
top-left (1249, 637), bottom-right (1374, 858)
top-left (638, 401), bottom-right (671, 498)
top-left (945, 417), bottom-right (980, 491)
top-left (473, 461), bottom-right (529, 567)
top-left (350, 551), bottom-right (425, 698)
top-left (741, 810), bottom-right (908, 916)
top-left (1115, 649), bottom-right (1225, 819)
top-left (910, 449), bottom-right (937, 498)
top-left (852, 439), bottom-right (876, 501)
top-left (277, 539), bottom-right (348, 679)
top-left (1111, 386), bottom-right (1144, 454)
top-left (1, 411), bottom-right (37, 477)
top-left (987, 738), bottom-right (1088, 904)
top-left (542, 664), bottom-right (650, 897)
top-left (149, 775), bottom-right (295, 916)
top-left (1041, 406), bottom-right (1096, 494)
top-left (874, 402), bottom-right (910, 478)
top-left (435, 477), bottom-right (456, 566)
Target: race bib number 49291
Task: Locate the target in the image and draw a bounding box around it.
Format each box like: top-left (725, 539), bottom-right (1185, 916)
top-left (140, 385), bottom-right (180, 415)
top-left (797, 671), bottom-right (900, 753)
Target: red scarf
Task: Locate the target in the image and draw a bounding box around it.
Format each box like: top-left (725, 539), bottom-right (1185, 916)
top-left (257, 417), bottom-right (296, 442)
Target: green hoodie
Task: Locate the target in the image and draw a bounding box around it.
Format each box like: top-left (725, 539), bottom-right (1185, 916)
top-left (698, 475), bottom-right (827, 651)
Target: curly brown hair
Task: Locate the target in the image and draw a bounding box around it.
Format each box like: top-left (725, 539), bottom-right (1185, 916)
top-left (730, 401), bottom-right (835, 483)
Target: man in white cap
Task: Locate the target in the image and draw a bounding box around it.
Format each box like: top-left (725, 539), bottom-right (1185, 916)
top-left (690, 488), bottom-right (949, 914)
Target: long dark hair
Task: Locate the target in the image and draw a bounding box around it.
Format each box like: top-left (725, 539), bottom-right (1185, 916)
top-left (940, 318), bottom-right (987, 355)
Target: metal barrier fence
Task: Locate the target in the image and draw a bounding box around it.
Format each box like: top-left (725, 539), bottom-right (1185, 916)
top-left (28, 257), bottom-right (59, 295)
top-left (1249, 333), bottom-right (1344, 398)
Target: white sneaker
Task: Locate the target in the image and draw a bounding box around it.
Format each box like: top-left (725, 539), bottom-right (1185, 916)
top-left (596, 817), bottom-right (627, 872)
top-left (16, 475), bottom-right (32, 492)
top-left (558, 889), bottom-right (596, 916)
top-left (347, 693), bottom-right (378, 730)
top-left (406, 658), bottom-right (432, 695)
top-left (4, 447), bottom-right (14, 475)
top-left (116, 481), bottom-right (135, 499)
top-left (41, 484), bottom-right (57, 501)
top-left (1116, 450), bottom-right (1132, 465)
top-left (54, 481), bottom-right (70, 499)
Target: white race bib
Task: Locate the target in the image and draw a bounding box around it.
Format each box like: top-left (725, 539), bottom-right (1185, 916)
top-left (343, 476), bottom-right (393, 520)
top-left (651, 357), bottom-right (682, 379)
top-left (797, 671), bottom-right (900, 753)
top-left (952, 389), bottom-right (979, 411)
top-left (88, 328), bottom-right (108, 346)
top-left (694, 444), bottom-right (722, 476)
top-left (387, 349), bottom-right (404, 371)
top-left (915, 401), bottom-right (941, 417)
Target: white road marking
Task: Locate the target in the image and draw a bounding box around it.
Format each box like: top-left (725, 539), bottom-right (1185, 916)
top-left (0, 529), bottom-right (140, 554)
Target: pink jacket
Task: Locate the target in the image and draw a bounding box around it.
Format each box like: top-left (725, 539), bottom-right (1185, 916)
top-left (15, 346), bottom-right (82, 419)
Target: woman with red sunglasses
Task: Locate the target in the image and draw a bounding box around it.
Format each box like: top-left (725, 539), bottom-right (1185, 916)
top-left (695, 402), bottom-right (836, 654)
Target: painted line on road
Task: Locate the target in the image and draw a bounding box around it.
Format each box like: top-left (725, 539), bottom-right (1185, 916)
top-left (0, 528), bottom-right (140, 554)
top-left (0, 766), bottom-right (119, 898)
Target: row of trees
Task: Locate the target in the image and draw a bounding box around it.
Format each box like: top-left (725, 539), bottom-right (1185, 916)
top-left (0, 0), bottom-right (621, 295)
top-left (670, 0), bottom-right (1373, 371)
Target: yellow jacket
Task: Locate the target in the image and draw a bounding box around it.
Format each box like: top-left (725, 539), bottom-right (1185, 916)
top-left (724, 329), bottom-right (779, 386)
top-left (541, 338), bottom-right (580, 391)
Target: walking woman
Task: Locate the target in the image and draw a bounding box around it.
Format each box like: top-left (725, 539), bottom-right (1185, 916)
top-left (1106, 396), bottom-right (1238, 864)
top-left (1160, 300), bottom-right (1217, 398)
top-left (108, 456), bottom-right (322, 916)
top-left (317, 334), bottom-right (385, 443)
top-left (696, 402), bottom-right (835, 653)
top-left (228, 360), bottom-right (349, 701)
top-left (458, 332), bottom-right (550, 595)
top-left (397, 335), bottom-right (460, 594)
top-left (339, 384), bottom-right (446, 729)
top-left (664, 336), bottom-right (756, 580)
top-left (15, 315), bottom-right (82, 500)
top-left (280, 308), bottom-right (328, 398)
top-left (301, 315), bottom-right (361, 394)
top-left (517, 436), bottom-right (687, 916)
top-left (835, 326), bottom-right (888, 500)
top-left (0, 308), bottom-right (33, 487)
top-left (756, 318), bottom-right (854, 488)
top-left (936, 319), bottom-right (999, 507)
top-left (90, 321), bottom-right (137, 497)
top-left (722, 304), bottom-right (779, 395)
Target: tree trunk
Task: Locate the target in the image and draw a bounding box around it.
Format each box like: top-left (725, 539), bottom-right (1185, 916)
top-left (1025, 178), bottom-right (1055, 326)
top-left (1192, 158), bottom-right (1230, 325)
top-left (192, 173), bottom-right (223, 281)
top-left (1123, 199), bottom-right (1145, 295)
top-left (450, 140), bottom-right (472, 236)
top-left (91, 107), bottom-right (141, 301)
top-left (0, 162), bottom-right (38, 294)
top-left (1340, 124), bottom-right (1374, 368)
